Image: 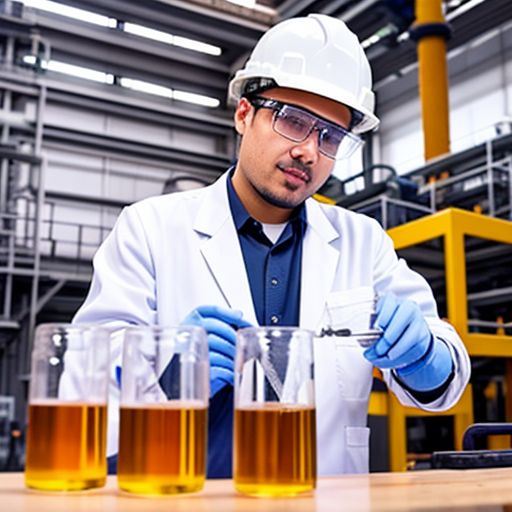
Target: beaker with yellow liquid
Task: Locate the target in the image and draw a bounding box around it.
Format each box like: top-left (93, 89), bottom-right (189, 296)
top-left (117, 326), bottom-right (209, 495)
top-left (24, 324), bottom-right (110, 491)
top-left (234, 327), bottom-right (316, 497)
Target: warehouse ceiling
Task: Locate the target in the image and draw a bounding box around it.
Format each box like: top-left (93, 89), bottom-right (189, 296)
top-left (11, 0), bottom-right (511, 109)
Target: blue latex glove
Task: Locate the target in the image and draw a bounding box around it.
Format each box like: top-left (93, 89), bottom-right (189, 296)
top-left (363, 293), bottom-right (453, 392)
top-left (183, 305), bottom-right (252, 397)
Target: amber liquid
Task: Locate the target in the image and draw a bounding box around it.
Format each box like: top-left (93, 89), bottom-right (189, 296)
top-left (25, 401), bottom-right (107, 491)
top-left (234, 403), bottom-right (316, 497)
top-left (117, 401), bottom-right (207, 495)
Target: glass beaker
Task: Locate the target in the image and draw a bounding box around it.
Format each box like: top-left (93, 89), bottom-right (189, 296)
top-left (233, 327), bottom-right (316, 497)
top-left (24, 324), bottom-right (110, 491)
top-left (117, 325), bottom-right (209, 495)
top-left (322, 290), bottom-right (381, 347)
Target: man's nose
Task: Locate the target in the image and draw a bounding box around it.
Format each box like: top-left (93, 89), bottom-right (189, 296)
top-left (289, 130), bottom-right (320, 165)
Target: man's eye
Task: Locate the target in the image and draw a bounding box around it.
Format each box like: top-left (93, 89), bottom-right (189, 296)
top-left (321, 128), bottom-right (343, 145)
top-left (285, 115), bottom-right (308, 130)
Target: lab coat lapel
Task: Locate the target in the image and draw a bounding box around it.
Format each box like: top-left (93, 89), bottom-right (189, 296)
top-left (300, 199), bottom-right (340, 330)
top-left (193, 173), bottom-right (258, 325)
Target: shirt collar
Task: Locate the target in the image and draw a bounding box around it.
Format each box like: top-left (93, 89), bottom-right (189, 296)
top-left (226, 167), bottom-right (307, 232)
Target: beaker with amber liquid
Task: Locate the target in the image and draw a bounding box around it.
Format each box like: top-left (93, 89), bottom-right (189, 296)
top-left (117, 325), bottom-right (209, 495)
top-left (234, 327), bottom-right (316, 497)
top-left (25, 324), bottom-right (110, 491)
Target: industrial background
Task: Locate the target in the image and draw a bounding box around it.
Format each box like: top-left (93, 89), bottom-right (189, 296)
top-left (0, 0), bottom-right (511, 472)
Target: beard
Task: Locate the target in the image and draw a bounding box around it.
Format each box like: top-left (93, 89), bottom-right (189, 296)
top-left (253, 180), bottom-right (306, 209)
top-left (247, 157), bottom-right (317, 209)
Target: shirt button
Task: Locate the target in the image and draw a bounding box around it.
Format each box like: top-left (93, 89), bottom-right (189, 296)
top-left (271, 277), bottom-right (279, 286)
top-left (270, 315), bottom-right (279, 324)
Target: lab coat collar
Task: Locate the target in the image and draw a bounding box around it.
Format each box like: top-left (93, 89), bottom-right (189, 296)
top-left (193, 173), bottom-right (258, 325)
top-left (304, 197), bottom-right (340, 244)
top-left (193, 173), bottom-right (232, 237)
top-left (300, 198), bottom-right (341, 330)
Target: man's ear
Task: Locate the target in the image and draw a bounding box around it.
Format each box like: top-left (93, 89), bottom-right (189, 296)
top-left (234, 98), bottom-right (253, 135)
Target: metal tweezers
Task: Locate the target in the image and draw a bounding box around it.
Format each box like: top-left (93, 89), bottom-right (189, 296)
top-left (317, 327), bottom-right (382, 348)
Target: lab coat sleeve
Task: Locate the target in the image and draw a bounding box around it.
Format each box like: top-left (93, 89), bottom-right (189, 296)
top-left (72, 204), bottom-right (157, 456)
top-left (371, 222), bottom-right (471, 411)
top-left (74, 204), bottom-right (157, 327)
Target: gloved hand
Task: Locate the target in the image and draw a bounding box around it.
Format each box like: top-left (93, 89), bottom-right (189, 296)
top-left (183, 305), bottom-right (252, 397)
top-left (363, 293), bottom-right (453, 392)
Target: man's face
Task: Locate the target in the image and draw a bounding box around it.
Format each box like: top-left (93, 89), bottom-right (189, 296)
top-left (232, 87), bottom-right (352, 219)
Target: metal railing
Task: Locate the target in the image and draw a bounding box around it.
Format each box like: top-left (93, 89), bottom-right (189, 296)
top-left (418, 154), bottom-right (512, 218)
top-left (349, 195), bottom-right (434, 230)
top-left (0, 208), bottom-right (113, 275)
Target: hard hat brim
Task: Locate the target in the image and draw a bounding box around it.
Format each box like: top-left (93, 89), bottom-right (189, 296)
top-left (229, 70), bottom-right (379, 134)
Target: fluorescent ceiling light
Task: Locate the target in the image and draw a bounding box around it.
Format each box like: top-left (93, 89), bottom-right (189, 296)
top-left (226, 0), bottom-right (257, 6)
top-left (23, 56), bottom-right (114, 84)
top-left (361, 23), bottom-right (397, 50)
top-left (120, 78), bottom-right (174, 99)
top-left (23, 55), bottom-right (37, 65)
top-left (120, 77), bottom-right (220, 108)
top-left (47, 60), bottom-right (114, 84)
top-left (173, 36), bottom-right (221, 56)
top-left (447, 0), bottom-right (485, 20)
top-left (19, 0), bottom-right (117, 27)
top-left (22, 57), bottom-right (219, 107)
top-left (173, 90), bottom-right (220, 108)
top-left (124, 23), bottom-right (221, 56)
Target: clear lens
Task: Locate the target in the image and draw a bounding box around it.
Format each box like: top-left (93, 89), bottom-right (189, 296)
top-left (334, 132), bottom-right (364, 160)
top-left (274, 108), bottom-right (314, 141)
top-left (272, 104), bottom-right (363, 160)
top-left (318, 126), bottom-right (344, 158)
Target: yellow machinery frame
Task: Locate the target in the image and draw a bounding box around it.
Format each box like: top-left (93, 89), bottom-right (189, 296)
top-left (369, 384), bottom-right (474, 472)
top-left (370, 208), bottom-right (512, 471)
top-left (388, 208), bottom-right (512, 357)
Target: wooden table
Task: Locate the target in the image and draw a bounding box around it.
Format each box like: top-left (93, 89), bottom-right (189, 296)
top-left (3, 469), bottom-right (512, 511)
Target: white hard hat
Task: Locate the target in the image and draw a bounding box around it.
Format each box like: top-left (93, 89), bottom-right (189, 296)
top-left (228, 14), bottom-right (379, 134)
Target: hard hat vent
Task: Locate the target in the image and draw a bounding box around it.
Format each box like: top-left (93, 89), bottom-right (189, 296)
top-left (280, 55), bottom-right (305, 75)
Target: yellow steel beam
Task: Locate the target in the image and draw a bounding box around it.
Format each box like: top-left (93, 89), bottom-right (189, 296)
top-left (453, 385), bottom-right (475, 451)
top-left (414, 0), bottom-right (450, 160)
top-left (387, 208), bottom-right (452, 249)
top-left (451, 208), bottom-right (512, 244)
top-left (389, 392), bottom-right (407, 472)
top-left (368, 391), bottom-right (389, 416)
top-left (313, 193), bottom-right (336, 205)
top-left (388, 208), bottom-right (512, 249)
top-left (507, 360), bottom-right (512, 422)
top-left (465, 334), bottom-right (512, 357)
top-left (444, 212), bottom-right (468, 338)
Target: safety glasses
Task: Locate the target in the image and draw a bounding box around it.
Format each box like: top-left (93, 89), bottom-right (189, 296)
top-left (248, 96), bottom-right (363, 160)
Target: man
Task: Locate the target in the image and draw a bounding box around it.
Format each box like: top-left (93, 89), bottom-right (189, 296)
top-left (74, 14), bottom-right (470, 477)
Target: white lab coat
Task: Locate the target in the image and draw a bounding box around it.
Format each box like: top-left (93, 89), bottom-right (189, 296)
top-left (73, 171), bottom-right (471, 475)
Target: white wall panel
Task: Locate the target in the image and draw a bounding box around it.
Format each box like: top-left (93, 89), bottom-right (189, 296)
top-left (45, 156), bottom-right (105, 197)
top-left (379, 95), bottom-right (424, 174)
top-left (45, 103), bottom-right (107, 134)
top-left (43, 103), bottom-right (218, 153)
top-left (107, 116), bottom-right (173, 145)
top-left (173, 129), bottom-right (217, 154)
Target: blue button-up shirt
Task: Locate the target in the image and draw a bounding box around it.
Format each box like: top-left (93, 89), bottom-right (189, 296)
top-left (207, 171), bottom-right (307, 479)
top-left (226, 172), bottom-right (307, 327)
